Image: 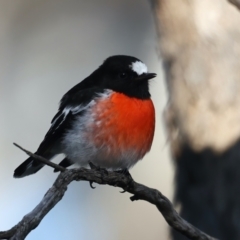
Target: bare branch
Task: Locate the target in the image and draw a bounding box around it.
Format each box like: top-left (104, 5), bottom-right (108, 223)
top-left (228, 0), bottom-right (240, 10)
top-left (0, 146), bottom-right (218, 240)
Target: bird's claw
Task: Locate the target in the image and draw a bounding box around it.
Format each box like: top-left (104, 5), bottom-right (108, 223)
top-left (88, 162), bottom-right (109, 189)
top-left (89, 181), bottom-right (96, 189)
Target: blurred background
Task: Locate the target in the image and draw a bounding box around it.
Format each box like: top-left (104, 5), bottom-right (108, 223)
top-left (0, 1), bottom-right (173, 240)
top-left (154, 1), bottom-right (240, 240)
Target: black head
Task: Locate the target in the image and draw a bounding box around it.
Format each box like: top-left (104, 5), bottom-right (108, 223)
top-left (93, 55), bottom-right (156, 99)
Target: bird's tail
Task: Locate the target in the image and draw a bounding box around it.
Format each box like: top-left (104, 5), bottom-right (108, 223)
top-left (13, 156), bottom-right (45, 178)
top-left (13, 149), bottom-right (56, 178)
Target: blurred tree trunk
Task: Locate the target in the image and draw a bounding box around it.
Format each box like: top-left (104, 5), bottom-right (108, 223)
top-left (152, 0), bottom-right (240, 239)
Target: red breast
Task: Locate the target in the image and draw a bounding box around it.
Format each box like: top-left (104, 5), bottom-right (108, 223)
top-left (88, 92), bottom-right (155, 165)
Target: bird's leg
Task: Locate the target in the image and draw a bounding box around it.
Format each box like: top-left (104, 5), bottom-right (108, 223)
top-left (88, 162), bottom-right (109, 189)
top-left (89, 162), bottom-right (108, 174)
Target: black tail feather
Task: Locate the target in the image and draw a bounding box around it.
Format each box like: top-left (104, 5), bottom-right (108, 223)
top-left (14, 156), bottom-right (44, 178)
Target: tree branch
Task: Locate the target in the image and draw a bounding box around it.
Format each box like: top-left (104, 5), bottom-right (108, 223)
top-left (0, 145), bottom-right (218, 240)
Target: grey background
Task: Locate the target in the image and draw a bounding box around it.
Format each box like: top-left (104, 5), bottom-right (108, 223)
top-left (0, 1), bottom-right (173, 239)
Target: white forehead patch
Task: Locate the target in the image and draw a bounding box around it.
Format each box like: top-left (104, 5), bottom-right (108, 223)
top-left (130, 61), bottom-right (148, 75)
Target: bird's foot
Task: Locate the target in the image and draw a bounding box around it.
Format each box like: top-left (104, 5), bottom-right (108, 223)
top-left (89, 162), bottom-right (108, 174)
top-left (88, 162), bottom-right (109, 189)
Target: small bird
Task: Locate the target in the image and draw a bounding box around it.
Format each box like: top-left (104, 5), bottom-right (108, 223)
top-left (14, 55), bottom-right (156, 178)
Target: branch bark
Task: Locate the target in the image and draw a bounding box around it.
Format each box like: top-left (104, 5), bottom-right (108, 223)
top-left (0, 145), bottom-right (218, 240)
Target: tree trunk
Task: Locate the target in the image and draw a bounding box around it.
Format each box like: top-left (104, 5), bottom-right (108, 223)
top-left (152, 0), bottom-right (240, 239)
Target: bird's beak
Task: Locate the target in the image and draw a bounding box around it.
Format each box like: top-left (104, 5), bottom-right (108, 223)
top-left (135, 73), bottom-right (157, 81)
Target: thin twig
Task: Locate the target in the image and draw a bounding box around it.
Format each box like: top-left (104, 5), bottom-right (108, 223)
top-left (13, 143), bottom-right (65, 172)
top-left (0, 145), bottom-right (218, 240)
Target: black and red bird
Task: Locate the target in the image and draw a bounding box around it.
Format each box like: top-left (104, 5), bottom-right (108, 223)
top-left (14, 55), bottom-right (156, 178)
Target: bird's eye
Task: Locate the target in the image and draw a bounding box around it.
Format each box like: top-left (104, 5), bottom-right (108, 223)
top-left (119, 72), bottom-right (128, 79)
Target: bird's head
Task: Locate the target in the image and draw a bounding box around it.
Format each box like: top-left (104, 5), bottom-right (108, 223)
top-left (94, 55), bottom-right (156, 99)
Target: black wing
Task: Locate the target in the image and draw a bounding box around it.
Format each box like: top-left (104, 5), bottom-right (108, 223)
top-left (59, 68), bottom-right (101, 111)
top-left (36, 87), bottom-right (105, 154)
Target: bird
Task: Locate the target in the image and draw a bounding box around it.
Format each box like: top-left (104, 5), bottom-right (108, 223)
top-left (14, 55), bottom-right (156, 178)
